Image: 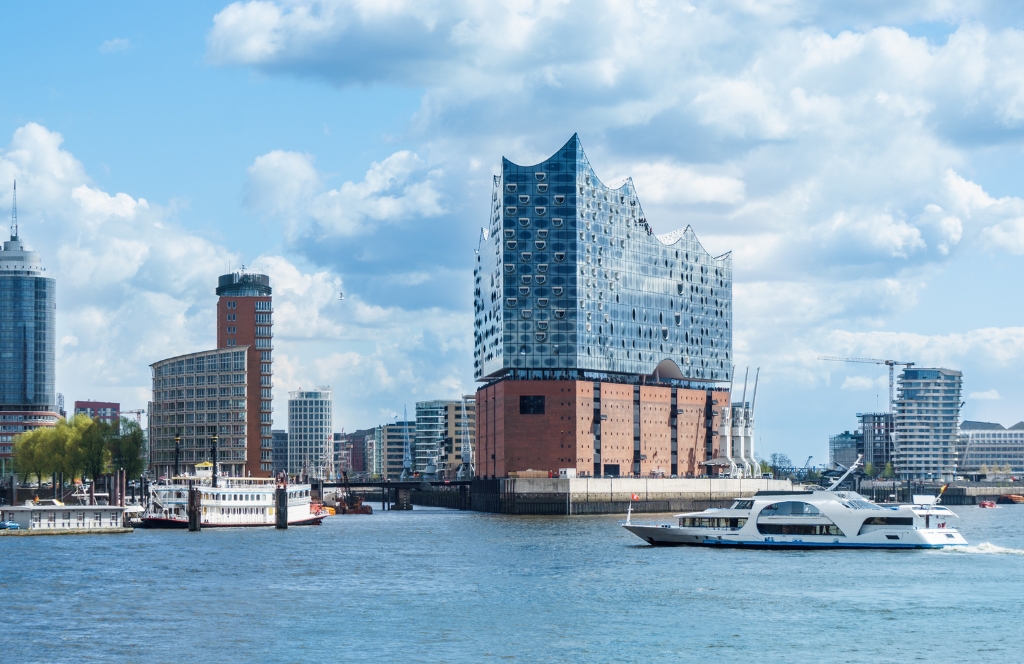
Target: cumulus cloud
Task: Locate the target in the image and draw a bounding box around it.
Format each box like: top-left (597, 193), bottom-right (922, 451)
top-left (99, 38), bottom-right (131, 53)
top-left (970, 389), bottom-right (1001, 400)
top-left (245, 149), bottom-right (445, 237)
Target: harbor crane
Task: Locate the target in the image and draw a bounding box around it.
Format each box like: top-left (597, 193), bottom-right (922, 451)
top-left (817, 356), bottom-right (914, 414)
top-left (122, 408), bottom-right (146, 423)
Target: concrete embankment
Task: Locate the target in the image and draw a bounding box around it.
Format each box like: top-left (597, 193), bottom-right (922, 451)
top-left (412, 477), bottom-right (793, 515)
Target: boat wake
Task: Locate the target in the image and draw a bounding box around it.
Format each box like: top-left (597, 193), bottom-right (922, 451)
top-left (943, 542), bottom-right (1024, 556)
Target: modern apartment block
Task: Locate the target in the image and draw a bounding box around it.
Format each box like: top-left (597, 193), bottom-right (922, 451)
top-left (271, 429), bottom-right (287, 474)
top-left (287, 387), bottom-right (332, 479)
top-left (959, 421), bottom-right (1024, 473)
top-left (413, 398), bottom-right (477, 478)
top-left (473, 135), bottom-right (733, 478)
top-left (74, 400), bottom-right (120, 426)
top-left (894, 367), bottom-right (963, 480)
top-left (0, 193), bottom-right (58, 474)
top-left (149, 348), bottom-right (250, 477)
top-left (216, 271), bottom-right (274, 475)
top-left (446, 397), bottom-right (475, 478)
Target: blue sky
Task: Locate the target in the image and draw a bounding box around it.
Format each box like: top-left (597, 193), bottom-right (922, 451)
top-left (3, 1), bottom-right (1024, 465)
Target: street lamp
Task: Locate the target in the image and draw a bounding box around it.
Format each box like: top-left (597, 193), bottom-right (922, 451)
top-left (211, 434), bottom-right (219, 488)
top-left (174, 435), bottom-right (181, 477)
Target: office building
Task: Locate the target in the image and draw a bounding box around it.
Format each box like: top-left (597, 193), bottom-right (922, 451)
top-left (149, 348), bottom-right (250, 477)
top-left (216, 270), bottom-right (274, 475)
top-left (829, 430), bottom-right (863, 469)
top-left (272, 429), bottom-right (287, 474)
top-left (74, 401), bottom-right (120, 426)
top-left (287, 387), bottom-right (332, 478)
top-left (382, 420), bottom-right (414, 480)
top-left (0, 187), bottom-right (58, 475)
top-left (959, 421), bottom-right (1024, 473)
top-left (894, 367), bottom-right (962, 480)
top-left (473, 135), bottom-right (732, 478)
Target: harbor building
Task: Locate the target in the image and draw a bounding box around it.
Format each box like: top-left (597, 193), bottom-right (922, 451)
top-left (271, 429), bottom-right (287, 474)
top-left (74, 401), bottom-right (120, 426)
top-left (894, 367), bottom-right (962, 480)
top-left (0, 186), bottom-right (58, 476)
top-left (287, 387), bottom-right (333, 479)
top-left (216, 270), bottom-right (274, 475)
top-left (413, 398), bottom-right (477, 479)
top-left (473, 135), bottom-right (733, 478)
top-left (446, 397), bottom-right (476, 479)
top-left (148, 347), bottom-right (251, 477)
top-left (959, 420), bottom-right (1024, 473)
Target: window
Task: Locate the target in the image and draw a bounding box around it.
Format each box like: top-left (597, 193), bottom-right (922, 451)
top-left (535, 207), bottom-right (546, 216)
top-left (552, 218), bottom-right (563, 227)
top-left (519, 195), bottom-right (530, 204)
top-left (519, 218), bottom-right (530, 228)
top-left (554, 252), bottom-right (565, 262)
top-left (520, 396), bottom-right (545, 414)
top-left (554, 196), bottom-right (565, 205)
top-left (506, 184), bottom-right (517, 193)
top-left (535, 172), bottom-right (546, 181)
top-left (537, 184), bottom-right (548, 192)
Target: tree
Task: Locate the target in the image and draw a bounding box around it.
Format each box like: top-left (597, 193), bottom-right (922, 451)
top-left (769, 453), bottom-right (792, 478)
top-left (979, 463), bottom-right (990, 474)
top-left (1002, 464), bottom-right (1013, 474)
top-left (108, 418), bottom-right (146, 479)
top-left (864, 462), bottom-right (876, 478)
top-left (759, 459), bottom-right (771, 476)
top-left (882, 462), bottom-right (895, 479)
top-left (13, 428), bottom-right (50, 484)
top-left (77, 420), bottom-right (113, 485)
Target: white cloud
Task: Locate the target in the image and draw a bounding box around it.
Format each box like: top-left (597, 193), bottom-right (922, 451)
top-left (970, 389), bottom-right (1002, 400)
top-left (99, 38), bottom-right (131, 53)
top-left (245, 149), bottom-right (445, 237)
top-left (841, 375), bottom-right (878, 391)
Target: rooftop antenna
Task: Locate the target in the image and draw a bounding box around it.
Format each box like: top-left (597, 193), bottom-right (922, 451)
top-left (11, 180), bottom-right (18, 240)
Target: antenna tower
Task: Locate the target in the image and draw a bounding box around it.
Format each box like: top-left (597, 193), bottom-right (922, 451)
top-left (11, 180), bottom-right (18, 239)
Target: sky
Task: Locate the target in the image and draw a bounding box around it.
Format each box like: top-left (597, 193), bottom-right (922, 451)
top-left (2, 1), bottom-right (1024, 466)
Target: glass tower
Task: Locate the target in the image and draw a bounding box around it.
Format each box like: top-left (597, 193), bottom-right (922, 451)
top-left (474, 134), bottom-right (732, 384)
top-left (0, 193), bottom-right (56, 416)
top-left (894, 367), bottom-right (962, 480)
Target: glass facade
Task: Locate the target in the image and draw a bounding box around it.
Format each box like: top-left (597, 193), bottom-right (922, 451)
top-left (894, 368), bottom-right (962, 480)
top-left (474, 134), bottom-right (732, 383)
top-left (0, 235), bottom-right (56, 411)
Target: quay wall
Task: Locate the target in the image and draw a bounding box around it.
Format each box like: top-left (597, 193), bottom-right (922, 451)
top-left (411, 477), bottom-right (793, 515)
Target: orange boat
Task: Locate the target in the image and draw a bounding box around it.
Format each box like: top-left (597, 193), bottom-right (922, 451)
top-left (997, 494), bottom-right (1024, 504)
top-left (979, 500), bottom-right (997, 508)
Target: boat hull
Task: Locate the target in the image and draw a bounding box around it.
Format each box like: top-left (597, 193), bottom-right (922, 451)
top-left (623, 523), bottom-right (967, 549)
top-left (138, 514), bottom-right (327, 529)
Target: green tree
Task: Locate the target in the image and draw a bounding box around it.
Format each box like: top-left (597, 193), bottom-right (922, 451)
top-left (863, 462), bottom-right (877, 478)
top-left (882, 462), bottom-right (895, 478)
top-left (13, 427), bottom-right (52, 485)
top-left (769, 453), bottom-right (792, 478)
top-left (759, 459), bottom-right (771, 476)
top-left (46, 416), bottom-right (90, 484)
top-left (77, 419), bottom-right (113, 485)
top-left (108, 418), bottom-right (146, 479)
top-left (979, 463), bottom-right (990, 474)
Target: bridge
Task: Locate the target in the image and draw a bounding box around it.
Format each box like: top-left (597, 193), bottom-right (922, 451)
top-left (315, 478), bottom-right (473, 511)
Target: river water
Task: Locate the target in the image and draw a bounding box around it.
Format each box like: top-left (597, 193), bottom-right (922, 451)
top-left (3, 504), bottom-right (1023, 662)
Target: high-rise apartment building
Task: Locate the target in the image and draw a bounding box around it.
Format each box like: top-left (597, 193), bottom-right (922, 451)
top-left (473, 135), bottom-right (733, 478)
top-left (413, 398), bottom-right (478, 477)
top-left (894, 367), bottom-right (962, 480)
top-left (74, 401), bottom-right (120, 426)
top-left (0, 187), bottom-right (57, 474)
top-left (829, 430), bottom-right (863, 469)
top-left (287, 387), bottom-right (332, 478)
top-left (381, 420), bottom-right (414, 480)
top-left (860, 412), bottom-right (894, 470)
top-left (149, 348), bottom-right (250, 477)
top-left (216, 271), bottom-right (273, 476)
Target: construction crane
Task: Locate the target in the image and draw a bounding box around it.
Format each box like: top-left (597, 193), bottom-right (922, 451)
top-left (817, 356), bottom-right (914, 414)
top-left (122, 408), bottom-right (146, 423)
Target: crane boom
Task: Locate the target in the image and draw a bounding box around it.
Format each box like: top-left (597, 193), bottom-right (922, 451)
top-left (817, 356), bottom-right (914, 414)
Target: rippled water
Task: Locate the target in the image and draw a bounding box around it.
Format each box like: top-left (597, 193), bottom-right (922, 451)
top-left (3, 504), bottom-right (1024, 662)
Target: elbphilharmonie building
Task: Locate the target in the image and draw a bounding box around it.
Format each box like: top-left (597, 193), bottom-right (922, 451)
top-left (474, 134), bottom-right (732, 383)
top-left (474, 136), bottom-right (740, 479)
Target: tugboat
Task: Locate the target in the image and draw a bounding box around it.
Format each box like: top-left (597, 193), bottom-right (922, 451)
top-left (978, 500), bottom-right (997, 509)
top-left (623, 456), bottom-right (968, 549)
top-left (140, 464), bottom-right (330, 528)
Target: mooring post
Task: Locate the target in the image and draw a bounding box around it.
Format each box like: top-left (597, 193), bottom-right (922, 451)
top-left (187, 485), bottom-right (201, 532)
top-left (275, 486), bottom-right (288, 529)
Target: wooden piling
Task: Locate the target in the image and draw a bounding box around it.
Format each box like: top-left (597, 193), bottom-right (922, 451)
top-left (187, 486), bottom-right (201, 532)
top-left (275, 487), bottom-right (288, 529)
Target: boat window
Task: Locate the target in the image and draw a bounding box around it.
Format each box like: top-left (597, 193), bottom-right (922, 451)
top-left (731, 500), bottom-right (753, 510)
top-left (856, 517), bottom-right (913, 536)
top-left (757, 523), bottom-right (845, 536)
top-left (758, 501), bottom-right (820, 516)
top-left (679, 517), bottom-right (747, 530)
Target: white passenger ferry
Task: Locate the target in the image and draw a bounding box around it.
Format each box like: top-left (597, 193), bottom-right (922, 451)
top-left (141, 465), bottom-right (329, 528)
top-left (623, 461), bottom-right (967, 549)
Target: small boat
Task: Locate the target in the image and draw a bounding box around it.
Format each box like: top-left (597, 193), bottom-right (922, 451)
top-left (979, 500), bottom-right (997, 508)
top-left (622, 456), bottom-right (967, 549)
top-left (997, 494), bottom-right (1024, 504)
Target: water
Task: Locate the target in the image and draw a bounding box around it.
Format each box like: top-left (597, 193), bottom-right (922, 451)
top-left (3, 505), bottom-right (1024, 662)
